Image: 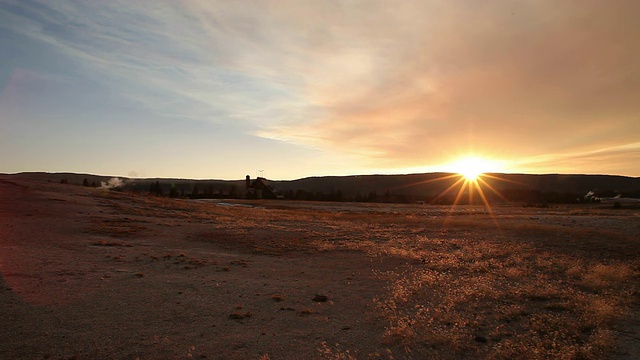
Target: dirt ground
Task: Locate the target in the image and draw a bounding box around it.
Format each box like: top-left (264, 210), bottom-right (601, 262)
top-left (1, 176), bottom-right (639, 359)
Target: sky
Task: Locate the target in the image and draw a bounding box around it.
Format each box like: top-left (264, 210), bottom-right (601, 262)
top-left (1, 0), bottom-right (639, 180)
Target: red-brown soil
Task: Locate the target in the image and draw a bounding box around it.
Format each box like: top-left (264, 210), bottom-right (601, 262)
top-left (1, 176), bottom-right (638, 359)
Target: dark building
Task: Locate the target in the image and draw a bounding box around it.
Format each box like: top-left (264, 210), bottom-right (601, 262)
top-left (245, 175), bottom-right (282, 199)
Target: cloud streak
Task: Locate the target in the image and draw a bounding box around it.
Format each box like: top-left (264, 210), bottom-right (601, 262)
top-left (246, 2), bottom-right (640, 171)
top-left (2, 0), bottom-right (639, 176)
top-left (515, 142), bottom-right (640, 175)
top-left (256, 1), bottom-right (640, 170)
top-left (1, 0), bottom-right (308, 126)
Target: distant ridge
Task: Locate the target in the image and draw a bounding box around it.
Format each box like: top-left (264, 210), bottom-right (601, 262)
top-left (3, 171), bottom-right (640, 203)
top-left (275, 173), bottom-right (640, 199)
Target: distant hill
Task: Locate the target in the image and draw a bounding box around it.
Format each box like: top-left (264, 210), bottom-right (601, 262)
top-left (272, 173), bottom-right (640, 203)
top-left (6, 172), bottom-right (114, 186)
top-left (4, 171), bottom-right (640, 204)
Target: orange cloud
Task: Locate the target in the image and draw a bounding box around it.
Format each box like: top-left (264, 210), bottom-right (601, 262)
top-left (255, 1), bottom-right (640, 175)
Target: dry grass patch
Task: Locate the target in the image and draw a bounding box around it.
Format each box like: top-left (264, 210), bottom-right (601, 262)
top-left (372, 236), bottom-right (637, 359)
top-left (581, 263), bottom-right (636, 292)
top-left (318, 342), bottom-right (358, 360)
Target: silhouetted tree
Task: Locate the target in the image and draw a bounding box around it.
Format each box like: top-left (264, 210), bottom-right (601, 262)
top-left (295, 189), bottom-right (309, 200)
top-left (149, 181), bottom-right (162, 196)
top-left (82, 178), bottom-right (89, 187)
top-left (285, 190), bottom-right (295, 200)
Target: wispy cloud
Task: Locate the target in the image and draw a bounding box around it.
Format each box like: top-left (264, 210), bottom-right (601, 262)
top-left (1, 0), bottom-right (311, 125)
top-left (514, 142), bottom-right (640, 175)
top-left (2, 0), bottom-right (639, 176)
top-left (255, 1), bottom-right (640, 170)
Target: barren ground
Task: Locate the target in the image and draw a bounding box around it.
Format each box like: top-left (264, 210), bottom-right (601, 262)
top-left (1, 176), bottom-right (639, 359)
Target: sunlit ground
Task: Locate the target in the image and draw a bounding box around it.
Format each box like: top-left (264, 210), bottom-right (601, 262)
top-left (2, 176), bottom-right (638, 359)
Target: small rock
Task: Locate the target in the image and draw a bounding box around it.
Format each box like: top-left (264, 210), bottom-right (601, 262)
top-left (229, 312), bottom-right (252, 320)
top-left (313, 294), bottom-right (328, 302)
top-left (229, 313), bottom-right (245, 320)
top-left (474, 336), bottom-right (488, 343)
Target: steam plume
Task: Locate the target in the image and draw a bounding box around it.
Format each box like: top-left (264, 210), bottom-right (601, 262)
top-left (100, 177), bottom-right (124, 189)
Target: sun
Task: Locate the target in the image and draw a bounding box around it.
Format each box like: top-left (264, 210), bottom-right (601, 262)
top-left (461, 167), bottom-right (482, 181)
top-left (448, 156), bottom-right (501, 181)
top-left (405, 155), bottom-right (511, 212)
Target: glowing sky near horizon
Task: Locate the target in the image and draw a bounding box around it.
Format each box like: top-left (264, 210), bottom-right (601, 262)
top-left (1, 0), bottom-right (639, 180)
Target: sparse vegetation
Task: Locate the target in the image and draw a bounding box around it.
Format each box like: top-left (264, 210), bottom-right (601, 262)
top-left (372, 241), bottom-right (637, 359)
top-left (90, 189), bottom-right (639, 358)
top-left (318, 342), bottom-right (358, 360)
top-left (3, 176), bottom-right (639, 359)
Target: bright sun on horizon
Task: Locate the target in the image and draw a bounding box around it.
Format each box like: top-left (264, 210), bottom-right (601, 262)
top-left (447, 157), bottom-right (504, 181)
top-left (461, 167), bottom-right (482, 181)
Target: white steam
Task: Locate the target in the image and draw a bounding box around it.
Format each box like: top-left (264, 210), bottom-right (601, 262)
top-left (100, 177), bottom-right (125, 189)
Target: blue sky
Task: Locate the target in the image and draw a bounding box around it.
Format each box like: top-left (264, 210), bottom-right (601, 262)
top-left (2, 0), bottom-right (639, 179)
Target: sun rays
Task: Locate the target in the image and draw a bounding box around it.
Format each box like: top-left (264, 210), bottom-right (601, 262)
top-left (394, 156), bottom-right (518, 227)
top-left (430, 173), bottom-right (504, 207)
top-left (440, 157), bottom-right (512, 213)
top-left (425, 172), bottom-right (503, 227)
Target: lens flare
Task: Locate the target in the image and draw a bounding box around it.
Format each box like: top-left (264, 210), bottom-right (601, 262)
top-left (461, 168), bottom-right (482, 181)
top-left (448, 157), bottom-right (501, 181)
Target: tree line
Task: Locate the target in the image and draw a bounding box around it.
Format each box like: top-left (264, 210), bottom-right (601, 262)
top-left (58, 177), bottom-right (640, 205)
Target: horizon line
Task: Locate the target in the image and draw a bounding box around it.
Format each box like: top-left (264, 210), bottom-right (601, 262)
top-left (3, 170), bottom-right (639, 182)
